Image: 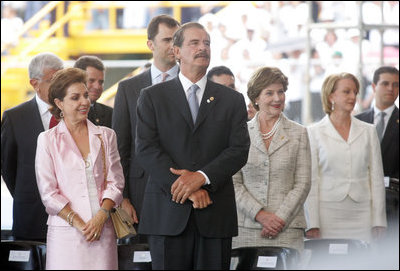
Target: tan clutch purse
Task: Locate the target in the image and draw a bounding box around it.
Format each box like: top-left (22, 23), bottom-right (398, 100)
top-left (98, 135), bottom-right (137, 239)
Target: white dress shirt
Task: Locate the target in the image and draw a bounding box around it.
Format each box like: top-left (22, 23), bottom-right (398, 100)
top-left (35, 94), bottom-right (52, 130)
top-left (178, 72), bottom-right (207, 107)
top-left (178, 72), bottom-right (210, 185)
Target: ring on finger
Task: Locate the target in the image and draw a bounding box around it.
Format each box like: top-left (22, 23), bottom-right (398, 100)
top-left (94, 233), bottom-right (98, 238)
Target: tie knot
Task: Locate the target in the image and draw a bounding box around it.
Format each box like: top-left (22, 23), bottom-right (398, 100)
top-left (49, 115), bottom-right (59, 129)
top-left (380, 111), bottom-right (386, 118)
top-left (189, 84), bottom-right (199, 94)
top-left (161, 72), bottom-right (169, 82)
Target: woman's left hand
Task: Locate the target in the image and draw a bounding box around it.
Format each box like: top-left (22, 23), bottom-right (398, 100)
top-left (82, 210), bottom-right (108, 242)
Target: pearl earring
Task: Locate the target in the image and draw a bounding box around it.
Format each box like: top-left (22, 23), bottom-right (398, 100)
top-left (331, 101), bottom-right (335, 111)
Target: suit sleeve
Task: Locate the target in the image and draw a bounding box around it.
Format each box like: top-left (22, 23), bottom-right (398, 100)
top-left (35, 133), bottom-right (69, 216)
top-left (304, 126), bottom-right (321, 229)
top-left (368, 126), bottom-right (387, 227)
top-left (112, 82), bottom-right (132, 198)
top-left (1, 111), bottom-right (17, 197)
top-left (101, 129), bottom-right (124, 206)
top-left (275, 127), bottom-right (311, 223)
top-left (233, 169), bottom-right (264, 221)
top-left (135, 88), bottom-right (178, 194)
top-left (201, 93), bottom-right (250, 192)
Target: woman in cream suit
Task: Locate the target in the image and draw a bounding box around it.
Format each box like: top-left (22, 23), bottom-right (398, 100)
top-left (305, 72), bottom-right (386, 244)
top-left (35, 68), bottom-right (130, 269)
top-left (232, 67), bottom-right (311, 252)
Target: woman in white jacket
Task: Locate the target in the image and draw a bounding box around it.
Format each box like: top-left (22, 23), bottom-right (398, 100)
top-left (305, 72), bottom-right (387, 244)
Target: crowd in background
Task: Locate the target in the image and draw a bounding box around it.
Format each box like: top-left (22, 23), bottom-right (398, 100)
top-left (1, 2), bottom-right (399, 270)
top-left (2, 1), bottom-right (399, 123)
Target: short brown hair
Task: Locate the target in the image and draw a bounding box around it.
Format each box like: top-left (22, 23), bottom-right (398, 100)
top-left (147, 15), bottom-right (180, 40)
top-left (321, 72), bottom-right (360, 115)
top-left (48, 68), bottom-right (87, 119)
top-left (373, 66), bottom-right (399, 84)
top-left (247, 67), bottom-right (288, 111)
top-left (74, 55), bottom-right (104, 71)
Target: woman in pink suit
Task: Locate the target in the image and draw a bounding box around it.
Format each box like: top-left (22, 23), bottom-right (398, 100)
top-left (35, 68), bottom-right (131, 269)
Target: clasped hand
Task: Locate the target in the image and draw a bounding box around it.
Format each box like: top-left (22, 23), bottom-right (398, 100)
top-left (256, 210), bottom-right (285, 238)
top-left (81, 210), bottom-right (108, 242)
top-left (170, 168), bottom-right (212, 209)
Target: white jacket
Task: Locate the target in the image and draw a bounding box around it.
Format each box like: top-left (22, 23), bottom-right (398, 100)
top-left (305, 115), bottom-right (387, 228)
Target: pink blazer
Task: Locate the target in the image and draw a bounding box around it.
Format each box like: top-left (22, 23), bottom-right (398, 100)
top-left (35, 120), bottom-right (124, 226)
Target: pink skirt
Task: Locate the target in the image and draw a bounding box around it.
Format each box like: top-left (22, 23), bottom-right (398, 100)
top-left (46, 220), bottom-right (117, 270)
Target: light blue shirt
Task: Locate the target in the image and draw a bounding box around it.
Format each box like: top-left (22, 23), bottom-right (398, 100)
top-left (151, 64), bottom-right (179, 85)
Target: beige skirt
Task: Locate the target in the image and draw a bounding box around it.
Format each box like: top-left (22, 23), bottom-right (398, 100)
top-left (319, 195), bottom-right (372, 243)
top-left (232, 226), bottom-right (304, 253)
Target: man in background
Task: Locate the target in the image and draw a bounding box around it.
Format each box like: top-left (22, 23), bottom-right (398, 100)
top-left (112, 15), bottom-right (180, 242)
top-left (356, 66), bottom-right (399, 179)
top-left (74, 55), bottom-right (112, 127)
top-left (1, 52), bottom-right (63, 241)
top-left (355, 66), bottom-right (399, 255)
top-left (207, 65), bottom-right (236, 90)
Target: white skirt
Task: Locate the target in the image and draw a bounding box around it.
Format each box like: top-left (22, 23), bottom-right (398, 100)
top-left (319, 195), bottom-right (372, 243)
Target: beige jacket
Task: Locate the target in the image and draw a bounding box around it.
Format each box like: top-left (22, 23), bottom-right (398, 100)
top-left (233, 113), bottom-right (311, 233)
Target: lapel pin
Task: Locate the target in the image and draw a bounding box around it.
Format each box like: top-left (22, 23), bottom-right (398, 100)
top-left (207, 97), bottom-right (215, 103)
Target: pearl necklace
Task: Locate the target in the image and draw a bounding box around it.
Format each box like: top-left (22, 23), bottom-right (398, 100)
top-left (260, 115), bottom-right (281, 140)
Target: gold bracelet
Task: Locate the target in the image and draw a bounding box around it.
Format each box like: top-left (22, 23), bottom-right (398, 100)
top-left (69, 212), bottom-right (76, 226)
top-left (66, 210), bottom-right (74, 224)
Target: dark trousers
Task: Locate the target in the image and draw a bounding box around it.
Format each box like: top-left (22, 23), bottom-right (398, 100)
top-left (148, 211), bottom-right (232, 270)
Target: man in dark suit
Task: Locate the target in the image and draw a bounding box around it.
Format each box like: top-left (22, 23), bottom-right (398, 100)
top-left (355, 66), bottom-right (399, 179)
top-left (112, 15), bottom-right (180, 239)
top-left (207, 65), bottom-right (236, 90)
top-left (1, 52), bottom-right (64, 241)
top-left (136, 22), bottom-right (250, 270)
top-left (74, 55), bottom-right (112, 127)
top-left (355, 66), bottom-right (399, 250)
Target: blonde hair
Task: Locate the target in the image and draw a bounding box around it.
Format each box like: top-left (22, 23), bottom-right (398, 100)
top-left (321, 72), bottom-right (360, 115)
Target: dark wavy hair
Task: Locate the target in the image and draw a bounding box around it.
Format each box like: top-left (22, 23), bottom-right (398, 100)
top-left (48, 68), bottom-right (87, 119)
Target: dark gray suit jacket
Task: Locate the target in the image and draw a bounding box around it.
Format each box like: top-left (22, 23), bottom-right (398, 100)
top-left (136, 77), bottom-right (250, 238)
top-left (88, 102), bottom-right (113, 128)
top-left (1, 98), bottom-right (48, 240)
top-left (112, 69), bottom-right (152, 219)
top-left (355, 106), bottom-right (399, 179)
